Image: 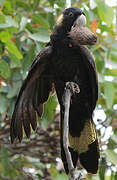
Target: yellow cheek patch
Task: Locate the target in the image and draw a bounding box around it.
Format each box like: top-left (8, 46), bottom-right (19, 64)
top-left (56, 14), bottom-right (64, 26)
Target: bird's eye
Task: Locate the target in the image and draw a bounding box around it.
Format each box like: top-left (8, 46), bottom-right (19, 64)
top-left (69, 12), bottom-right (73, 17)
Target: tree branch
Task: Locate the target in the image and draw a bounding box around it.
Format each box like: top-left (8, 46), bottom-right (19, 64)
top-left (63, 82), bottom-right (82, 180)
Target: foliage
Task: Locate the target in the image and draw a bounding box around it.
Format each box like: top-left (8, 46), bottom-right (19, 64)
top-left (0, 0), bottom-right (117, 179)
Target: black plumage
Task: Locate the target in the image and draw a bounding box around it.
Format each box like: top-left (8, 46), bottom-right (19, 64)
top-left (10, 7), bottom-right (100, 174)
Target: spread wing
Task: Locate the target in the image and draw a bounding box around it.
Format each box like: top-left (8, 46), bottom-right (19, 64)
top-left (10, 46), bottom-right (53, 143)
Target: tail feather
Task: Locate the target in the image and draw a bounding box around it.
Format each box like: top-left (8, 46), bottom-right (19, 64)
top-left (69, 119), bottom-right (96, 154)
top-left (79, 139), bottom-right (100, 174)
top-left (61, 118), bottom-right (99, 174)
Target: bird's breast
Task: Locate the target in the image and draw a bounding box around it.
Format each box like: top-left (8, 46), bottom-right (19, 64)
top-left (52, 51), bottom-right (92, 104)
top-left (52, 52), bottom-right (89, 86)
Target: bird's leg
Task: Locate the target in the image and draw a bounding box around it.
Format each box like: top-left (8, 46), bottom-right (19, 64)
top-left (63, 82), bottom-right (81, 180)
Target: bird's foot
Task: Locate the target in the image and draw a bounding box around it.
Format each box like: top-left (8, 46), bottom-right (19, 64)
top-left (65, 82), bottom-right (80, 95)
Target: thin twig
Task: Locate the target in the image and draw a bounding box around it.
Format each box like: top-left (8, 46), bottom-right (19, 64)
top-left (63, 87), bottom-right (74, 170)
top-left (63, 82), bottom-right (81, 180)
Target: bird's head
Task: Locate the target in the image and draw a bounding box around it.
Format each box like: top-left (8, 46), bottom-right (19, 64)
top-left (56, 7), bottom-right (85, 31)
top-left (51, 7), bottom-right (97, 47)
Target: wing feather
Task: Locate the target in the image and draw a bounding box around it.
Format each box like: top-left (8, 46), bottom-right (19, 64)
top-left (10, 46), bottom-right (53, 143)
top-left (80, 46), bottom-right (98, 111)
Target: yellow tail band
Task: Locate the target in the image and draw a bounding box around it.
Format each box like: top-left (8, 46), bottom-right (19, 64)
top-left (69, 119), bottom-right (96, 154)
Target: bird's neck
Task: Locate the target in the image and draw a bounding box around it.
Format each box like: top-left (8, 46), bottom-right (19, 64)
top-left (50, 25), bottom-right (71, 49)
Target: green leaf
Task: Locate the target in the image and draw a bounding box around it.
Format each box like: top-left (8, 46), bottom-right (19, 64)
top-left (111, 51), bottom-right (117, 62)
top-left (16, 0), bottom-right (31, 10)
top-left (0, 60), bottom-right (10, 78)
top-left (0, 31), bottom-right (11, 42)
top-left (22, 44), bottom-right (35, 75)
top-left (50, 164), bottom-right (68, 180)
top-left (47, 12), bottom-right (55, 30)
top-left (105, 68), bottom-right (117, 77)
top-left (95, 57), bottom-right (105, 73)
top-left (99, 157), bottom-right (106, 180)
top-left (1, 145), bottom-right (10, 176)
top-left (115, 172), bottom-right (117, 180)
top-left (28, 29), bottom-right (50, 43)
top-left (7, 88), bottom-right (18, 99)
top-left (41, 95), bottom-right (57, 129)
top-left (5, 40), bottom-right (23, 59)
top-left (10, 69), bottom-right (22, 82)
top-left (96, 0), bottom-right (114, 27)
top-left (32, 14), bottom-right (49, 28)
top-left (7, 81), bottom-right (22, 98)
top-left (0, 42), bottom-right (5, 55)
top-left (55, 174), bottom-right (68, 180)
top-left (9, 53), bottom-right (21, 68)
top-left (111, 135), bottom-right (117, 144)
top-left (3, 0), bottom-right (13, 15)
top-left (8, 99), bottom-right (16, 118)
top-left (0, 15), bottom-right (5, 23)
top-left (5, 15), bottom-right (18, 27)
top-left (104, 81), bottom-right (115, 109)
top-left (0, 23), bottom-right (11, 28)
top-left (106, 149), bottom-right (117, 165)
top-left (0, 15), bottom-right (18, 28)
top-left (0, 94), bottom-right (9, 113)
top-left (108, 138), bottom-right (116, 150)
top-left (19, 16), bottom-right (28, 31)
top-left (55, 1), bottom-right (66, 7)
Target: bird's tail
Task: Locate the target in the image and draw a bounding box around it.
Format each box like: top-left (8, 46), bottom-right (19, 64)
top-left (61, 119), bottom-right (100, 174)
